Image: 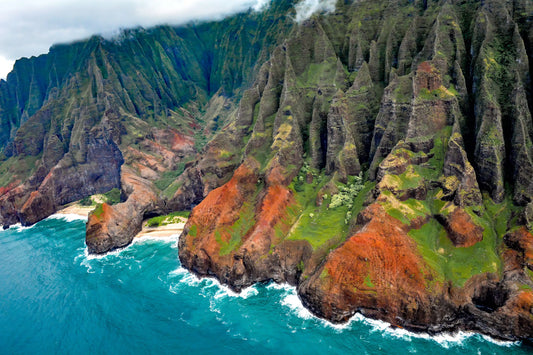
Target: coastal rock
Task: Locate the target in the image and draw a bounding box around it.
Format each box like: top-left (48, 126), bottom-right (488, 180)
top-left (299, 203), bottom-right (435, 325)
top-left (86, 166), bottom-right (161, 254)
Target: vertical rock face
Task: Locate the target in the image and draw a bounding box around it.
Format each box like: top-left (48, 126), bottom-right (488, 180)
top-left (3, 0), bottom-right (533, 343)
top-left (178, 0), bottom-right (533, 342)
top-left (86, 166), bottom-right (160, 254)
top-left (0, 0), bottom-right (295, 231)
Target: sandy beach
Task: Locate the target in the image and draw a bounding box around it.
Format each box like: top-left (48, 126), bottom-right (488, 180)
top-left (135, 222), bottom-right (186, 238)
top-left (56, 204), bottom-right (95, 218)
top-left (55, 203), bottom-right (186, 238)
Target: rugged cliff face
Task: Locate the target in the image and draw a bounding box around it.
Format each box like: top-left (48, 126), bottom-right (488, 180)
top-left (2, 0), bottom-right (533, 342)
top-left (0, 0), bottom-right (294, 235)
top-left (179, 0), bottom-right (533, 342)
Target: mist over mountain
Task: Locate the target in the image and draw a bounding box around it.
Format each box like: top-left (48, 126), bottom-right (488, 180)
top-left (1, 0), bottom-right (533, 344)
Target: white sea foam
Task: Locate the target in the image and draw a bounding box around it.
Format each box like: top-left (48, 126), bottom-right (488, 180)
top-left (76, 234), bottom-right (521, 349)
top-left (168, 266), bottom-right (260, 299)
top-left (214, 283), bottom-right (259, 299)
top-left (350, 313), bottom-right (520, 348)
top-left (264, 282), bottom-right (519, 347)
top-left (48, 213), bottom-right (88, 222)
top-left (6, 223), bottom-right (35, 232)
top-left (83, 232), bottom-right (180, 260)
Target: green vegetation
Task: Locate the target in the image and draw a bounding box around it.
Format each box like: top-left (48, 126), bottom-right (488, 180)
top-left (92, 204), bottom-right (104, 218)
top-left (154, 164), bottom-right (186, 192)
top-left (364, 274), bottom-right (375, 288)
top-left (102, 188), bottom-right (121, 205)
top-left (216, 202), bottom-right (256, 256)
top-left (409, 217), bottom-right (501, 287)
top-left (0, 154), bottom-right (42, 188)
top-left (286, 164), bottom-right (373, 250)
top-left (145, 211), bottom-right (190, 228)
top-left (78, 188), bottom-right (122, 206)
top-left (79, 196), bottom-right (93, 206)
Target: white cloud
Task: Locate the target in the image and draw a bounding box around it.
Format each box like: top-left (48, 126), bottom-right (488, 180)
top-left (294, 0), bottom-right (336, 23)
top-left (0, 56), bottom-right (14, 80)
top-left (0, 0), bottom-right (271, 80)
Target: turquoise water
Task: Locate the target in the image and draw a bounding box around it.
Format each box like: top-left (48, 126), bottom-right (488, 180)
top-left (0, 216), bottom-right (530, 354)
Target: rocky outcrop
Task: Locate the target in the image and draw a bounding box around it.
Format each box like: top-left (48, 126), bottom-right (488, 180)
top-left (86, 166), bottom-right (161, 254)
top-left (299, 203), bottom-right (435, 325)
top-left (178, 0), bottom-right (533, 342)
top-left (437, 209), bottom-right (484, 248)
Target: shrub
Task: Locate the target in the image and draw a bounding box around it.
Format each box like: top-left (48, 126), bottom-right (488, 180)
top-left (79, 196), bottom-right (93, 206)
top-left (103, 188), bottom-right (121, 205)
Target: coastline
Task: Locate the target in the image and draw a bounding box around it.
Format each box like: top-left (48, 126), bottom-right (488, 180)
top-left (135, 222), bottom-right (186, 239)
top-left (55, 204), bottom-right (186, 239)
top-left (53, 203), bottom-right (522, 347)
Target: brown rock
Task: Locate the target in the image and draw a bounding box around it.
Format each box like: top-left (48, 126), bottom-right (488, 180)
top-left (437, 209), bottom-right (484, 248)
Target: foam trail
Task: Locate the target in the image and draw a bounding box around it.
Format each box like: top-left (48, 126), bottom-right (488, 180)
top-left (351, 314), bottom-right (519, 348)
top-left (8, 223), bottom-right (35, 232)
top-left (49, 213), bottom-right (88, 222)
top-left (83, 233), bottom-right (180, 260)
top-left (267, 282), bottom-right (519, 347)
top-left (169, 266), bottom-right (259, 299)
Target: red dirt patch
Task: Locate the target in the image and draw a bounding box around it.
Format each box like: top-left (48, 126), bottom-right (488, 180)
top-left (442, 209), bottom-right (483, 247)
top-left (308, 203), bottom-right (435, 323)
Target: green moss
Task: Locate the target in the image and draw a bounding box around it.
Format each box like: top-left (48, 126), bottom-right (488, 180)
top-left (519, 284), bottom-right (532, 291)
top-left (217, 201), bottom-right (256, 256)
top-left (154, 163), bottom-right (186, 192)
top-left (162, 180), bottom-right (182, 199)
top-left (527, 269), bottom-right (533, 282)
top-left (79, 196), bottom-right (94, 206)
top-left (102, 188), bottom-right (121, 205)
top-left (286, 168), bottom-right (373, 250)
top-left (146, 211), bottom-right (190, 227)
top-left (92, 204), bottom-right (104, 219)
top-left (297, 57), bottom-right (338, 88)
top-left (0, 154), bottom-right (41, 187)
top-left (409, 216), bottom-right (502, 287)
top-left (188, 225), bottom-right (198, 237)
top-left (364, 274), bottom-right (375, 288)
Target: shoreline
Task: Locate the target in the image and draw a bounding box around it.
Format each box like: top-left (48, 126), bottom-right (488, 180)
top-left (135, 222), bottom-right (186, 239)
top-left (55, 204), bottom-right (520, 347)
top-left (56, 204), bottom-right (186, 239)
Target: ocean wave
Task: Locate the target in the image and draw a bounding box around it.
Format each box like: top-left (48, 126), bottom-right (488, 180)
top-left (48, 213), bottom-right (88, 222)
top-left (5, 223), bottom-right (35, 232)
top-left (168, 266), bottom-right (259, 299)
top-left (266, 282), bottom-right (519, 347)
top-left (351, 313), bottom-right (519, 348)
top-left (133, 233), bottom-right (180, 245)
top-left (82, 233), bottom-right (180, 260)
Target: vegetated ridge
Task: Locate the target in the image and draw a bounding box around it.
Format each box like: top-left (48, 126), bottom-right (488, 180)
top-left (1, 0), bottom-right (533, 343)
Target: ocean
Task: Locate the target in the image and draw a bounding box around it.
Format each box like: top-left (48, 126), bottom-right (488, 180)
top-left (0, 216), bottom-right (530, 354)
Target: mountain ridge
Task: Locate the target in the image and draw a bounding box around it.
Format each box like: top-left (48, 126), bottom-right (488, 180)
top-left (1, 0), bottom-right (533, 343)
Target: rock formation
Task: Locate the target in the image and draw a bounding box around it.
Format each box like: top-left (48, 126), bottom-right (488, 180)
top-left (1, 0), bottom-right (533, 343)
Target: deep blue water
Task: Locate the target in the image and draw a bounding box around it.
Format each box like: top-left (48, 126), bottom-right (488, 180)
top-left (0, 216), bottom-right (530, 354)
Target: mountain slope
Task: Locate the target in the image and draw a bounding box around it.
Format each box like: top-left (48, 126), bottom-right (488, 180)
top-left (0, 0), bottom-right (294, 230)
top-left (177, 0), bottom-right (533, 341)
top-left (1, 0), bottom-right (533, 343)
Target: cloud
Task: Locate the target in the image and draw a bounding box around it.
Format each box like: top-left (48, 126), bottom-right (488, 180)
top-left (0, 0), bottom-right (270, 79)
top-left (294, 0), bottom-right (336, 23)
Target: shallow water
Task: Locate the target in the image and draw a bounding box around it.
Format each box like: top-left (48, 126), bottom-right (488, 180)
top-left (0, 216), bottom-right (530, 354)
